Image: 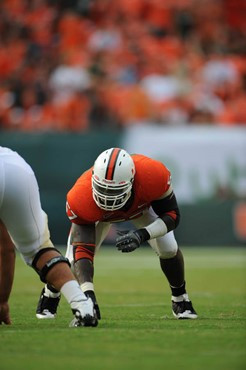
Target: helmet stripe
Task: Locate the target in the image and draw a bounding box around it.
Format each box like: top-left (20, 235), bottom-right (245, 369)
top-left (105, 148), bottom-right (121, 180)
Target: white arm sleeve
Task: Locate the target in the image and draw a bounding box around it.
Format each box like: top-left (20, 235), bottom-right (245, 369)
top-left (145, 218), bottom-right (168, 239)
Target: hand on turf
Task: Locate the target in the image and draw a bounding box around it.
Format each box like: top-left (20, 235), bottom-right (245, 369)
top-left (0, 302), bottom-right (11, 325)
top-left (116, 230), bottom-right (141, 253)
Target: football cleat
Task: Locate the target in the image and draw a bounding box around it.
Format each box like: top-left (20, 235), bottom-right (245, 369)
top-left (84, 290), bottom-right (101, 320)
top-left (172, 294), bottom-right (198, 319)
top-left (36, 287), bottom-right (61, 319)
top-left (69, 297), bottom-right (98, 327)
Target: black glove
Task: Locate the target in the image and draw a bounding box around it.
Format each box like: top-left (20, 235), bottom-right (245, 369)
top-left (116, 230), bottom-right (142, 253)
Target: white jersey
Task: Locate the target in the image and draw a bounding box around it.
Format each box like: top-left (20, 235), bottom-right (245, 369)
top-left (0, 146), bottom-right (54, 265)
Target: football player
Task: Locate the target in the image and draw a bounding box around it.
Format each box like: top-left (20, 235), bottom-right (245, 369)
top-left (36, 147), bottom-right (197, 320)
top-left (0, 146), bottom-right (97, 327)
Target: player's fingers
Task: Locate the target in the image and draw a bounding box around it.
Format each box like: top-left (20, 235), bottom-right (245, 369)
top-left (0, 317), bottom-right (11, 325)
top-left (4, 316), bottom-right (11, 325)
top-left (116, 236), bottom-right (126, 244)
top-left (116, 230), bottom-right (130, 237)
top-left (116, 241), bottom-right (128, 249)
top-left (0, 310), bottom-right (11, 325)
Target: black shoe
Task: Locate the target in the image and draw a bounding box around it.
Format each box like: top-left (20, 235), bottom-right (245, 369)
top-left (84, 290), bottom-right (101, 320)
top-left (172, 294), bottom-right (198, 319)
top-left (69, 313), bottom-right (98, 327)
top-left (36, 287), bottom-right (61, 319)
top-left (69, 298), bottom-right (98, 327)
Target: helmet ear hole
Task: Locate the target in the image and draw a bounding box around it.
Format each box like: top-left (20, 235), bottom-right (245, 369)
top-left (92, 148), bottom-right (135, 211)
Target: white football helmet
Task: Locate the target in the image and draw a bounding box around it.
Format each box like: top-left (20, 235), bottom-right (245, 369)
top-left (92, 148), bottom-right (135, 211)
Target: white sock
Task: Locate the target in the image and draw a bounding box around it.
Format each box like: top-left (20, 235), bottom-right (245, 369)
top-left (60, 280), bottom-right (87, 304)
top-left (80, 282), bottom-right (94, 292)
top-left (44, 285), bottom-right (61, 298)
top-left (171, 293), bottom-right (190, 302)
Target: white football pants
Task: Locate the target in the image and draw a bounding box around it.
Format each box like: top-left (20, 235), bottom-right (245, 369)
top-left (0, 147), bottom-right (54, 265)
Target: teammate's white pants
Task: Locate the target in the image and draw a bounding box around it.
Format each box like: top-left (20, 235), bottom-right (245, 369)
top-left (0, 147), bottom-right (54, 265)
top-left (66, 207), bottom-right (178, 267)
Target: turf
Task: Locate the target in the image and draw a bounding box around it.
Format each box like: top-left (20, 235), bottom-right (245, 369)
top-left (0, 247), bottom-right (245, 370)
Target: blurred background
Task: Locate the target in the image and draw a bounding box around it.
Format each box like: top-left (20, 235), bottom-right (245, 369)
top-left (0, 0), bottom-right (245, 246)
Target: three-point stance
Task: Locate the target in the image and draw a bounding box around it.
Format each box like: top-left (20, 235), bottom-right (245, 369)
top-left (37, 148), bottom-right (197, 320)
top-left (0, 146), bottom-right (97, 327)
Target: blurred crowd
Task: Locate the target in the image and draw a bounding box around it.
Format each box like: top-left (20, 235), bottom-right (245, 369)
top-left (0, 0), bottom-right (245, 132)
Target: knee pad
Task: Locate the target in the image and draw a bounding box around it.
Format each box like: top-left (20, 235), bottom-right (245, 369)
top-left (32, 247), bottom-right (71, 283)
top-left (159, 249), bottom-right (177, 259)
top-left (155, 239), bottom-right (178, 259)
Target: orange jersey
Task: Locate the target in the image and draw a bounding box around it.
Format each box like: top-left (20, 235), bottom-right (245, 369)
top-left (66, 154), bottom-right (171, 224)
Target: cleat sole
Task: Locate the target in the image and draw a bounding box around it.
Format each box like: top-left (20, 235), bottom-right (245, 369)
top-left (69, 315), bottom-right (98, 328)
top-left (172, 311), bottom-right (198, 319)
top-left (36, 313), bottom-right (56, 319)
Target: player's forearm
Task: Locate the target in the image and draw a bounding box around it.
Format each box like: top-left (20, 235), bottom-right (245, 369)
top-left (0, 221), bottom-right (16, 303)
top-left (0, 244), bottom-right (16, 303)
top-left (74, 258), bottom-right (94, 285)
top-left (135, 193), bottom-right (181, 242)
top-left (70, 223), bottom-right (95, 285)
top-left (136, 210), bottom-right (180, 242)
top-left (134, 218), bottom-right (168, 243)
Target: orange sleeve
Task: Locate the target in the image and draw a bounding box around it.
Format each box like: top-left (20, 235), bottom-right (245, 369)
top-left (132, 154), bottom-right (171, 202)
top-left (66, 169), bottom-right (102, 224)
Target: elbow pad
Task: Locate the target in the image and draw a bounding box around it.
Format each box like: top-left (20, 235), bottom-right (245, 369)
top-left (161, 208), bottom-right (180, 232)
top-left (151, 192), bottom-right (180, 232)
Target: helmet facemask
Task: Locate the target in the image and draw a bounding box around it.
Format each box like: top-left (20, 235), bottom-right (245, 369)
top-left (92, 148), bottom-right (135, 211)
top-left (92, 176), bottom-right (133, 211)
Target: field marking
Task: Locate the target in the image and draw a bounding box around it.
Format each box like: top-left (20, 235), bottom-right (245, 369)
top-left (102, 302), bottom-right (164, 308)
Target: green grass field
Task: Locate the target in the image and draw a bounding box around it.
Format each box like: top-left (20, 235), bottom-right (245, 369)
top-left (0, 247), bottom-right (245, 370)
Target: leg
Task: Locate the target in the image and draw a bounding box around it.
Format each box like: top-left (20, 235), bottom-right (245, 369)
top-left (0, 220), bottom-right (15, 325)
top-left (36, 231), bottom-right (74, 319)
top-left (156, 231), bottom-right (185, 289)
top-left (74, 221), bottom-right (111, 288)
top-left (160, 249), bottom-right (184, 287)
top-left (32, 247), bottom-right (97, 327)
top-left (132, 209), bottom-right (183, 288)
top-left (37, 221), bottom-right (111, 320)
top-left (132, 209), bottom-right (197, 319)
top-left (73, 222), bottom-right (111, 319)
top-left (1, 152), bottom-right (97, 326)
top-left (153, 233), bottom-right (197, 319)
top-left (36, 224), bottom-right (95, 320)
